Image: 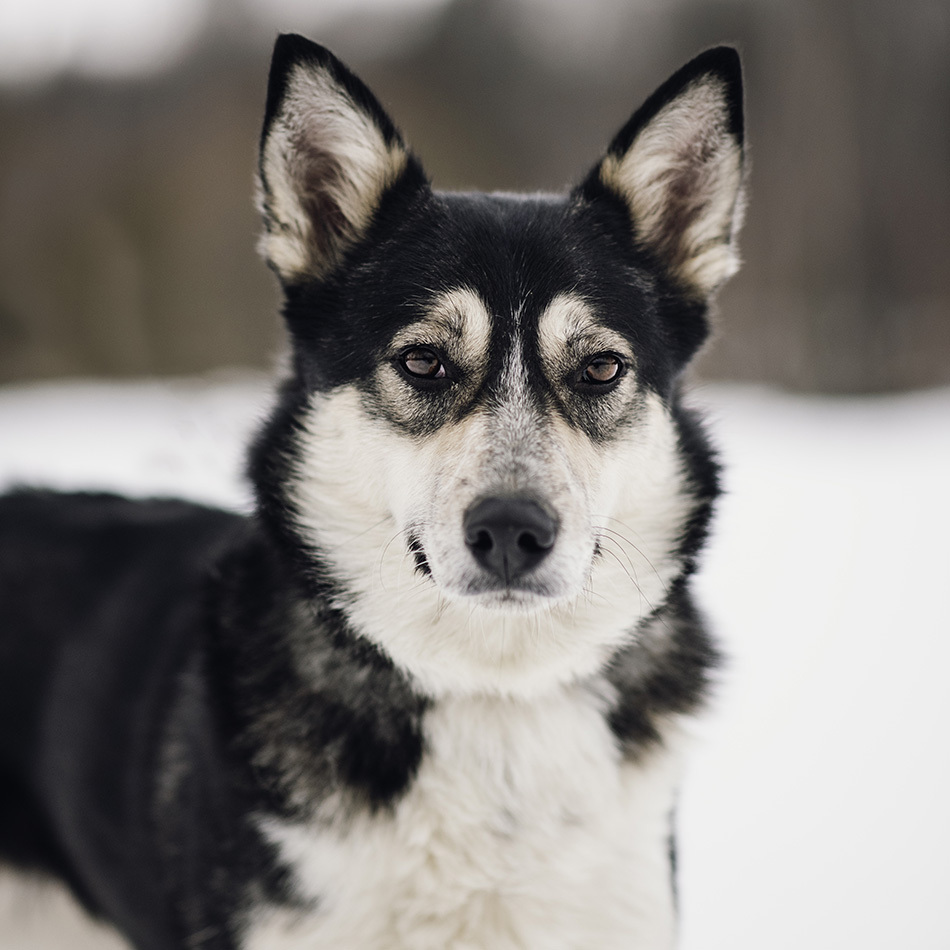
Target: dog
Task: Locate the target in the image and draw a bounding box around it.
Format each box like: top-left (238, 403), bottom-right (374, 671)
top-left (0, 33), bottom-right (745, 950)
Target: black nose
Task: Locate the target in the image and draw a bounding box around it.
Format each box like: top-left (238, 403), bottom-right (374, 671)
top-left (463, 496), bottom-right (558, 584)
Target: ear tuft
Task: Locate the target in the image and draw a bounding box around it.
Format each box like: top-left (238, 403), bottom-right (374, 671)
top-left (257, 34), bottom-right (424, 284)
top-left (586, 47), bottom-right (746, 298)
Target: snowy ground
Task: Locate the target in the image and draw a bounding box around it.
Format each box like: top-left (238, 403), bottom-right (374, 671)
top-left (2, 375), bottom-right (949, 949)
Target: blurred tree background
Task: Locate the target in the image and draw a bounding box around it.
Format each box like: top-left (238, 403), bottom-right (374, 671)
top-left (0, 0), bottom-right (947, 392)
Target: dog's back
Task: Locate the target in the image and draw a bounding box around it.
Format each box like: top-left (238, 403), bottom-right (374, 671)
top-left (0, 491), bottom-right (243, 945)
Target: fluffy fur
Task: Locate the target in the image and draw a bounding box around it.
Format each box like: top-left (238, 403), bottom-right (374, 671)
top-left (0, 34), bottom-right (745, 949)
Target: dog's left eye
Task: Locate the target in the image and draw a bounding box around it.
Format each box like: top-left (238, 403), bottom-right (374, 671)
top-left (398, 346), bottom-right (448, 381)
top-left (578, 353), bottom-right (625, 387)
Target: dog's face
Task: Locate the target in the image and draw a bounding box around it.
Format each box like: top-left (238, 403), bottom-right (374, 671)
top-left (254, 35), bottom-right (744, 696)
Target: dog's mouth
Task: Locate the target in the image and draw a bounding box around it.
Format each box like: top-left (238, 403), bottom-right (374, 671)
top-left (410, 539), bottom-right (558, 608)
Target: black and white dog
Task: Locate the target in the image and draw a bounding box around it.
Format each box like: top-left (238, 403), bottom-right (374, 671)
top-left (0, 34), bottom-right (745, 949)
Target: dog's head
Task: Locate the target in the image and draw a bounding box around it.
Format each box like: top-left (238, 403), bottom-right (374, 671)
top-left (253, 34), bottom-right (745, 697)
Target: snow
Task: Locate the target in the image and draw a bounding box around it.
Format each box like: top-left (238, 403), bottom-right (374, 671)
top-left (1, 375), bottom-right (949, 948)
top-left (0, 373), bottom-right (267, 510)
top-left (678, 385), bottom-right (950, 949)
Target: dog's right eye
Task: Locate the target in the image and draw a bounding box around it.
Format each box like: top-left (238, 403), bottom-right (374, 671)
top-left (397, 346), bottom-right (450, 383)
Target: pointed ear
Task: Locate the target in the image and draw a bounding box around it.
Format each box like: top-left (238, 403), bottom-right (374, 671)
top-left (580, 47), bottom-right (746, 299)
top-left (257, 34), bottom-right (426, 284)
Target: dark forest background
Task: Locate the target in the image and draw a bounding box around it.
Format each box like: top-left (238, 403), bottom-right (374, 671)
top-left (1, 0), bottom-right (947, 393)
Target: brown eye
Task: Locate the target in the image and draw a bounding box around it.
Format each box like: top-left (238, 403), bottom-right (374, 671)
top-left (580, 353), bottom-right (624, 386)
top-left (400, 346), bottom-right (446, 379)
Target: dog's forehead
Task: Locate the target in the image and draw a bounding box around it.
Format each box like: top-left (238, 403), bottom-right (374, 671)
top-left (382, 192), bottom-right (653, 353)
top-left (429, 193), bottom-right (601, 316)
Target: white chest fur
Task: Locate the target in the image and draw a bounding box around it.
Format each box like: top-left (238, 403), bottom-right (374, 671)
top-left (246, 685), bottom-right (684, 950)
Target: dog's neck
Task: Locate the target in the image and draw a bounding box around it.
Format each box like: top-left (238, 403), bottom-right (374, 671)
top-left (204, 523), bottom-right (715, 824)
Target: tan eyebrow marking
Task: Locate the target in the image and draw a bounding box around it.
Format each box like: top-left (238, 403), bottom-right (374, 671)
top-left (536, 293), bottom-right (632, 378)
top-left (391, 287), bottom-right (492, 373)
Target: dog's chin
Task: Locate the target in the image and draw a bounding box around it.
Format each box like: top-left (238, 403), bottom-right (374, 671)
top-left (462, 587), bottom-right (558, 614)
top-left (438, 573), bottom-right (578, 615)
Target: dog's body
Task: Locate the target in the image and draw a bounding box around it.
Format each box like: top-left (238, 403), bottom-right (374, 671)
top-left (0, 35), bottom-right (745, 949)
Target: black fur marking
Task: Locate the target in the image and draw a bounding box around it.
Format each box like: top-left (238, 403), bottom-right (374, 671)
top-left (407, 533), bottom-right (432, 577)
top-left (605, 583), bottom-right (720, 757)
top-left (206, 529), bottom-right (429, 818)
top-left (668, 809), bottom-right (680, 912)
top-left (669, 396), bottom-right (721, 570)
top-left (152, 651), bottom-right (298, 948)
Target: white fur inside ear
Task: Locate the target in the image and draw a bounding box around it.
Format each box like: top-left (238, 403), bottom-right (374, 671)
top-left (258, 65), bottom-right (408, 282)
top-left (600, 77), bottom-right (744, 296)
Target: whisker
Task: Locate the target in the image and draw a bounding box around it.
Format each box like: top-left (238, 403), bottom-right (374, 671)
top-left (594, 527), bottom-right (641, 578)
top-left (342, 515), bottom-right (391, 547)
top-left (374, 528), bottom-right (406, 593)
top-left (595, 535), bottom-right (640, 584)
top-left (581, 583), bottom-right (612, 608)
top-left (592, 535), bottom-right (680, 638)
top-left (595, 543), bottom-right (649, 616)
top-left (594, 515), bottom-right (662, 582)
top-left (592, 516), bottom-right (667, 593)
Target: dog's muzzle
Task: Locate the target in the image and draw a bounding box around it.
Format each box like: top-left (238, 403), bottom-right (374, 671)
top-left (463, 496), bottom-right (558, 586)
